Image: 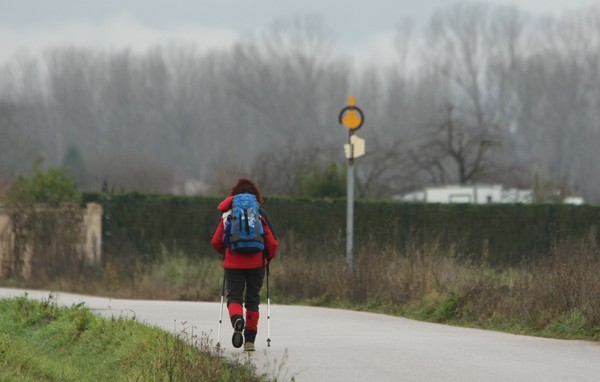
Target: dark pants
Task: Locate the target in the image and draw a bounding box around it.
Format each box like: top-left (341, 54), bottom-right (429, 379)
top-left (225, 267), bottom-right (265, 343)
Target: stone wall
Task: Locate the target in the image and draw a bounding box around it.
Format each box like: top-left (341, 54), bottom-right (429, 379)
top-left (0, 202), bottom-right (102, 279)
top-left (81, 202), bottom-right (102, 264)
top-left (0, 204), bottom-right (14, 277)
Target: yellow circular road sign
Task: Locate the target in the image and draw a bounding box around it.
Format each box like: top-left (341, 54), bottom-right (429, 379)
top-left (339, 96), bottom-right (364, 130)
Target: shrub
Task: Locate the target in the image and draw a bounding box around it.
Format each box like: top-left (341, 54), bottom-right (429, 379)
top-left (297, 162), bottom-right (346, 198)
top-left (6, 160), bottom-right (80, 206)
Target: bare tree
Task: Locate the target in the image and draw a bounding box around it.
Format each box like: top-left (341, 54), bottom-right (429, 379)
top-left (514, 6), bottom-right (600, 200)
top-left (406, 3), bottom-right (527, 187)
top-left (247, 143), bottom-right (338, 196)
top-left (355, 137), bottom-right (419, 198)
top-left (0, 101), bottom-right (26, 178)
top-left (0, 54), bottom-right (46, 178)
top-left (410, 104), bottom-right (505, 185)
top-left (224, 15), bottom-right (349, 147)
top-left (423, 3), bottom-right (525, 128)
top-left (0, 100), bottom-right (42, 179)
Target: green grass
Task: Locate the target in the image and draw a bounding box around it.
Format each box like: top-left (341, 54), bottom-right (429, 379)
top-left (0, 295), bottom-right (265, 382)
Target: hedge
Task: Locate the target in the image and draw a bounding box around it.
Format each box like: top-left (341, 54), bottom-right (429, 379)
top-left (84, 193), bottom-right (600, 266)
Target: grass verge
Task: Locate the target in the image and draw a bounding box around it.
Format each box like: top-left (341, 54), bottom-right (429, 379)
top-left (0, 294), bottom-right (265, 382)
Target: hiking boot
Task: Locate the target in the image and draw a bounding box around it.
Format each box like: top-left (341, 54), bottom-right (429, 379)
top-left (232, 317), bottom-right (245, 348)
top-left (244, 342), bottom-right (255, 352)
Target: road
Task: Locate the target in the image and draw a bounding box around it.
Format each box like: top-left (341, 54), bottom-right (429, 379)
top-left (1, 287), bottom-right (599, 381)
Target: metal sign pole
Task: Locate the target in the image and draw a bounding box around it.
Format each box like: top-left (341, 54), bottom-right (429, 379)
top-left (346, 132), bottom-right (355, 270)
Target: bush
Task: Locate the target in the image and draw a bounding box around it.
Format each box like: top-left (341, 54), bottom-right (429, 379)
top-left (297, 162), bottom-right (346, 198)
top-left (7, 160), bottom-right (80, 206)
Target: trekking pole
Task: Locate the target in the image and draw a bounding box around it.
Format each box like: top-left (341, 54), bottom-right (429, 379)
top-left (216, 271), bottom-right (226, 348)
top-left (266, 262), bottom-right (271, 347)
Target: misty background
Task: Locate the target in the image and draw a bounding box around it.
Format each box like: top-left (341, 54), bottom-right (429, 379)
top-left (1, 2), bottom-right (600, 201)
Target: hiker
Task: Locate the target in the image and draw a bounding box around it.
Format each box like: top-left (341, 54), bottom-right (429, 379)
top-left (211, 178), bottom-right (278, 351)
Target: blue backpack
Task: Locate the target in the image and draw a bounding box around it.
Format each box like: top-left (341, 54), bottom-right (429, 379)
top-left (224, 193), bottom-right (265, 254)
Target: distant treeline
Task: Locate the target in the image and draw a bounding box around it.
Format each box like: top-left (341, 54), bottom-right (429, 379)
top-left (2, 3), bottom-right (600, 202)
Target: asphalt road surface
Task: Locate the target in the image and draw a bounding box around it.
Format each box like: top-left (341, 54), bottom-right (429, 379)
top-left (1, 288), bottom-right (599, 381)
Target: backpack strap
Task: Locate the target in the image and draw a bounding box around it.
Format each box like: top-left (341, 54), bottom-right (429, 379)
top-left (259, 207), bottom-right (277, 239)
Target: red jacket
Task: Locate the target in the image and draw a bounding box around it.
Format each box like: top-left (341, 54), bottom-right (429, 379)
top-left (211, 196), bottom-right (278, 269)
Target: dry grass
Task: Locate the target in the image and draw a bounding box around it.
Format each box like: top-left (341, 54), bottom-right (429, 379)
top-left (30, 253), bottom-right (225, 302)
top-left (272, 239), bottom-right (600, 339)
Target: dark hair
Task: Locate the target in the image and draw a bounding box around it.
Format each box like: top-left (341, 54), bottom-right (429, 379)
top-left (230, 178), bottom-right (263, 204)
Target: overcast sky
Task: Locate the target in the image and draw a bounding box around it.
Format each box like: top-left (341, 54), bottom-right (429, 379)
top-left (0, 0), bottom-right (598, 65)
